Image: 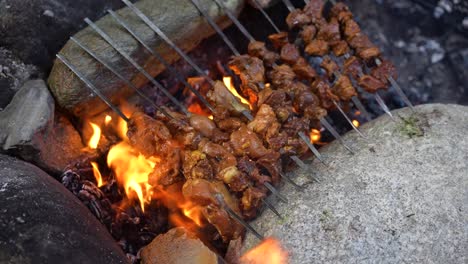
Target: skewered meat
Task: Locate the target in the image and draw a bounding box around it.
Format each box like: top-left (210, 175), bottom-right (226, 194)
top-left (330, 2), bottom-right (353, 22)
top-left (348, 34), bottom-right (381, 61)
top-left (149, 147), bottom-right (182, 186)
top-left (331, 40), bottom-right (350, 57)
top-left (257, 87), bottom-right (293, 122)
top-left (183, 150), bottom-right (213, 180)
top-left (199, 139), bottom-right (237, 171)
top-left (256, 151), bottom-right (282, 185)
top-left (303, 0), bottom-right (325, 23)
top-left (343, 19), bottom-right (361, 41)
top-left (358, 74), bottom-right (387, 93)
top-left (343, 56), bottom-right (362, 80)
top-left (292, 57), bottom-right (318, 81)
top-left (189, 114), bottom-right (217, 138)
top-left (207, 81), bottom-right (249, 113)
top-left (316, 18), bottom-right (340, 42)
top-left (321, 57), bottom-right (340, 79)
top-left (305, 39), bottom-right (329, 56)
top-left (286, 9), bottom-right (311, 29)
top-left (127, 111), bottom-right (173, 157)
top-left (268, 32), bottom-right (289, 49)
top-left (248, 104), bottom-right (279, 136)
top-left (311, 78), bottom-right (339, 110)
top-left (280, 43), bottom-right (300, 65)
top-left (300, 25), bottom-right (317, 45)
top-left (248, 41), bottom-right (279, 66)
top-left (241, 187), bottom-right (265, 219)
top-left (237, 156), bottom-right (271, 186)
top-left (229, 55), bottom-right (265, 92)
top-left (230, 125), bottom-right (270, 159)
top-left (371, 59), bottom-right (397, 84)
top-left (333, 75), bottom-right (357, 101)
top-left (270, 64), bottom-right (296, 88)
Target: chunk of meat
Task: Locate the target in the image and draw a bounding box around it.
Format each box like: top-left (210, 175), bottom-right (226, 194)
top-left (207, 81), bottom-right (248, 113)
top-left (241, 187), bottom-right (266, 219)
top-left (343, 19), bottom-right (361, 41)
top-left (280, 43), bottom-right (300, 65)
top-left (189, 114), bottom-right (217, 138)
top-left (331, 40), bottom-right (350, 57)
top-left (348, 34), bottom-right (381, 61)
top-left (305, 40), bottom-right (329, 56)
top-left (248, 104), bottom-right (279, 137)
top-left (248, 41), bottom-right (279, 66)
top-left (237, 156), bottom-right (271, 186)
top-left (300, 25), bottom-right (317, 44)
top-left (311, 78), bottom-right (339, 110)
top-left (358, 74), bottom-right (387, 93)
top-left (149, 147), bottom-right (182, 186)
top-left (183, 150), bottom-right (213, 180)
top-left (229, 55), bottom-right (265, 91)
top-left (343, 56), bottom-right (362, 80)
top-left (330, 2), bottom-right (353, 22)
top-left (316, 19), bottom-right (340, 42)
top-left (286, 9), bottom-right (311, 29)
top-left (126, 112), bottom-right (173, 157)
top-left (256, 151), bottom-right (282, 185)
top-left (293, 57), bottom-right (318, 81)
top-left (268, 31), bottom-right (289, 49)
top-left (358, 47), bottom-right (381, 61)
top-left (270, 64), bottom-right (296, 88)
top-left (230, 125), bottom-right (270, 159)
top-left (199, 139), bottom-right (237, 171)
top-left (371, 59), bottom-right (397, 84)
top-left (303, 0), bottom-right (325, 22)
top-left (320, 57), bottom-right (340, 79)
top-left (217, 117), bottom-right (243, 133)
top-left (333, 75), bottom-right (357, 101)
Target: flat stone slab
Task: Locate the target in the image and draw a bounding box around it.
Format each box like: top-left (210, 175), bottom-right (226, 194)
top-left (0, 154), bottom-right (129, 264)
top-left (243, 103), bottom-right (468, 264)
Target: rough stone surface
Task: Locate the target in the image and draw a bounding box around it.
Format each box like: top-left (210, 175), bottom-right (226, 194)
top-left (140, 227), bottom-right (218, 264)
top-left (48, 0), bottom-right (244, 117)
top-left (0, 0), bottom-right (124, 72)
top-left (0, 154), bottom-right (129, 264)
top-left (0, 48), bottom-right (41, 109)
top-left (243, 104), bottom-right (468, 264)
top-left (0, 79), bottom-right (85, 175)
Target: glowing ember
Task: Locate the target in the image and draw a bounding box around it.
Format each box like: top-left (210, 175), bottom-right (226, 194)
top-left (88, 122), bottom-right (102, 149)
top-left (240, 237), bottom-right (288, 264)
top-left (182, 203), bottom-right (204, 227)
top-left (107, 142), bottom-right (159, 212)
top-left (90, 161), bottom-right (104, 187)
top-left (310, 128), bottom-right (321, 143)
top-left (352, 120), bottom-right (360, 127)
top-left (188, 102), bottom-right (211, 117)
top-left (105, 115), bottom-right (112, 125)
top-left (223, 76), bottom-right (251, 109)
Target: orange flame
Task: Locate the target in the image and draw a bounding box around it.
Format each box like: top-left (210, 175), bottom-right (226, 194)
top-left (88, 122), bottom-right (102, 149)
top-left (310, 129), bottom-right (321, 143)
top-left (240, 237), bottom-right (288, 264)
top-left (107, 142), bottom-right (159, 212)
top-left (223, 76), bottom-right (251, 109)
top-left (105, 115), bottom-right (112, 126)
top-left (90, 162), bottom-right (104, 187)
top-left (352, 120), bottom-right (360, 127)
top-left (181, 203), bottom-right (204, 227)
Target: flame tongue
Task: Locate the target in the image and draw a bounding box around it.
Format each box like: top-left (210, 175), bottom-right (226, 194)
top-left (240, 237), bottom-right (288, 264)
top-left (88, 122), bottom-right (102, 149)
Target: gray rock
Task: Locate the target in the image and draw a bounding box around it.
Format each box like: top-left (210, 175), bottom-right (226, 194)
top-left (0, 48), bottom-right (41, 109)
top-left (0, 79), bottom-right (85, 174)
top-left (243, 104), bottom-right (468, 264)
top-left (0, 0), bottom-right (124, 72)
top-left (47, 0), bottom-right (244, 117)
top-left (0, 154), bottom-right (129, 264)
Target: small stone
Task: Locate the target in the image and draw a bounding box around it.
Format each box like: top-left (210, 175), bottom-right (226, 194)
top-left (43, 10), bottom-right (54, 17)
top-left (463, 17), bottom-right (468, 29)
top-left (431, 52), bottom-right (445, 63)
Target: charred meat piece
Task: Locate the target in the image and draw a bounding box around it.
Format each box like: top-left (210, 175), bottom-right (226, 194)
top-left (248, 41), bottom-right (279, 66)
top-left (371, 59), bottom-right (397, 84)
top-left (229, 55), bottom-right (265, 91)
top-left (237, 156), bottom-right (271, 186)
top-left (305, 40), bottom-right (329, 56)
top-left (217, 117), bottom-right (244, 133)
top-left (189, 114), bottom-right (217, 138)
top-left (330, 2), bottom-right (353, 22)
top-left (300, 25), bottom-right (317, 44)
top-left (286, 9), bottom-right (311, 29)
top-left (270, 64), bottom-right (296, 88)
top-left (280, 43), bottom-right (301, 65)
top-left (303, 0), bottom-right (325, 23)
top-left (218, 166), bottom-right (250, 193)
top-left (348, 34), bottom-right (381, 61)
top-left (293, 57), bottom-right (318, 81)
top-left (320, 57), bottom-right (340, 79)
top-left (331, 40), bottom-right (350, 57)
top-left (268, 31), bottom-right (289, 49)
top-left (248, 104), bottom-right (281, 142)
top-left (343, 19), bottom-right (361, 41)
top-left (207, 81), bottom-right (249, 113)
top-left (333, 75), bottom-right (357, 101)
top-left (230, 125), bottom-right (270, 159)
top-left (316, 18), bottom-right (340, 42)
top-left (199, 139), bottom-right (237, 171)
top-left (343, 56), bottom-right (362, 80)
top-left (257, 87), bottom-right (293, 123)
top-left (149, 147), bottom-right (182, 186)
top-left (256, 151), bottom-right (282, 185)
top-left (127, 111), bottom-right (173, 157)
top-left (358, 74), bottom-right (387, 93)
top-left (241, 187), bottom-right (266, 219)
top-left (183, 150), bottom-right (213, 180)
top-left (311, 78), bottom-right (339, 110)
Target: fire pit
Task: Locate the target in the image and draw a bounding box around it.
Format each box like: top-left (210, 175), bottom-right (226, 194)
top-left (0, 0), bottom-right (467, 263)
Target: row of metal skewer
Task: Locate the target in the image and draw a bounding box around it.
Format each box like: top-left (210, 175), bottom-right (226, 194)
top-left (57, 0), bottom-right (414, 240)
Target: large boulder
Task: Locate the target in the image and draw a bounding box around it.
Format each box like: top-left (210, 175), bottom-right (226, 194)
top-left (48, 0), bottom-right (244, 117)
top-left (0, 154), bottom-right (129, 264)
top-left (243, 104), bottom-right (468, 263)
top-left (0, 79), bottom-right (85, 175)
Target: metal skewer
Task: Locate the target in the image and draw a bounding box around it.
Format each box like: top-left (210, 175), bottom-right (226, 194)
top-left (107, 10), bottom-right (215, 114)
top-left (121, 0), bottom-right (253, 121)
top-left (84, 18), bottom-right (190, 116)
